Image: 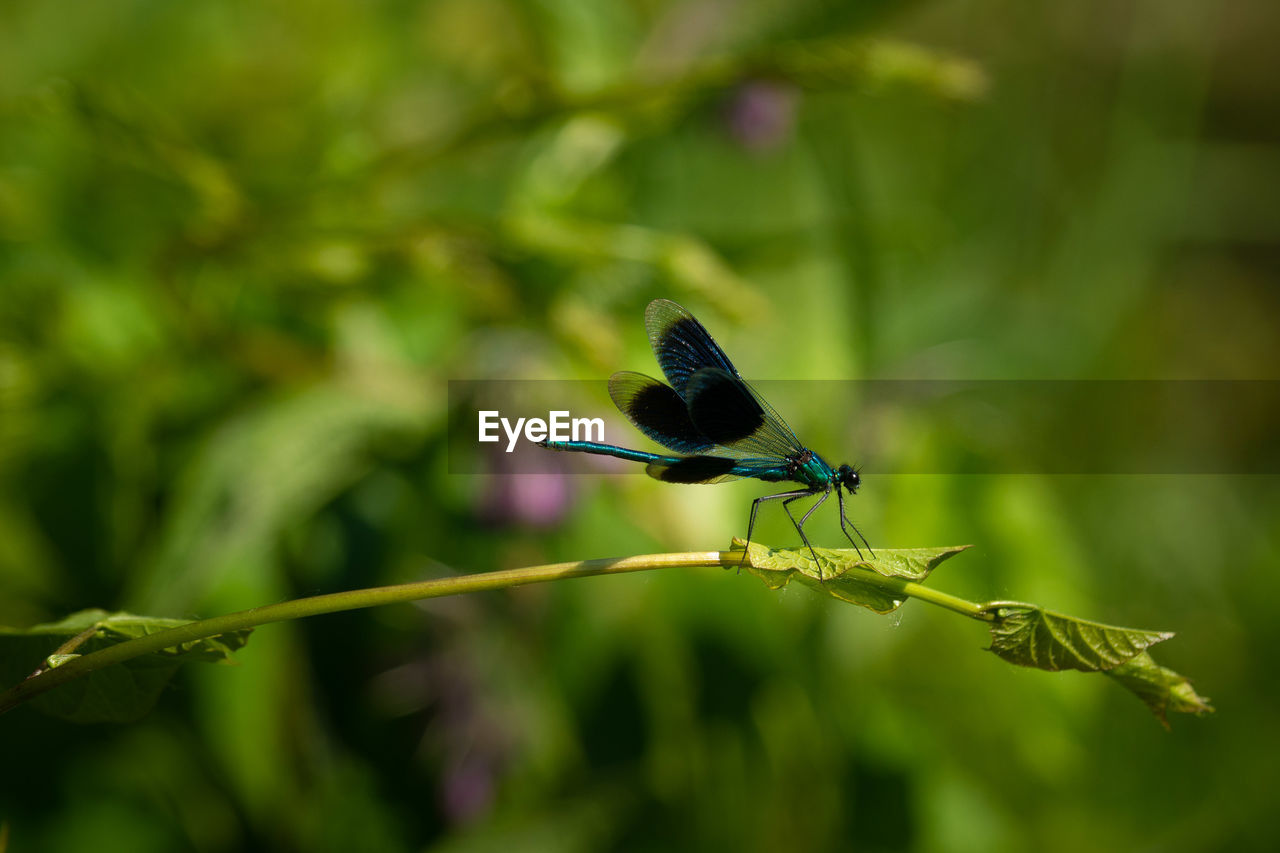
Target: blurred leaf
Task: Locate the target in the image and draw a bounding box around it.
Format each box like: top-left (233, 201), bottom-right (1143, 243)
top-left (505, 214), bottom-right (756, 302)
top-left (767, 36), bottom-right (988, 100)
top-left (132, 383), bottom-right (433, 612)
top-left (57, 82), bottom-right (244, 242)
top-left (0, 609), bottom-right (251, 723)
top-left (983, 603), bottom-right (1211, 725)
top-left (733, 538), bottom-right (970, 613)
top-left (371, 33), bottom-right (985, 174)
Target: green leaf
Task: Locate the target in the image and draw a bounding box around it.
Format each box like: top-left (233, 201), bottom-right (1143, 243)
top-left (984, 603), bottom-right (1172, 672)
top-left (0, 609), bottom-right (252, 723)
top-left (983, 603), bottom-right (1211, 725)
top-left (1104, 651), bottom-right (1214, 728)
top-left (731, 538), bottom-right (971, 613)
top-left (732, 541), bottom-right (1211, 727)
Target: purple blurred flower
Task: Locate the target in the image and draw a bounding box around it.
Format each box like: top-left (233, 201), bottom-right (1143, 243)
top-left (476, 448), bottom-right (575, 528)
top-left (442, 755), bottom-right (495, 824)
top-left (370, 649), bottom-right (515, 825)
top-left (725, 80), bottom-right (799, 152)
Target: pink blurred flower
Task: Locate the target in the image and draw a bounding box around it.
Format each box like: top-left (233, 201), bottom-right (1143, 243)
top-left (725, 80), bottom-right (799, 152)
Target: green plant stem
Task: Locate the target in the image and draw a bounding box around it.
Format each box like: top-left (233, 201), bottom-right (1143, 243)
top-left (0, 551), bottom-right (730, 716)
top-left (0, 549), bottom-right (995, 717)
top-left (884, 575), bottom-right (994, 621)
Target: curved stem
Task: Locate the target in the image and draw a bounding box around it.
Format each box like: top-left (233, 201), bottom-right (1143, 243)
top-left (899, 579), bottom-right (993, 620)
top-left (0, 551), bottom-right (731, 716)
top-left (0, 548), bottom-right (999, 718)
top-left (846, 570), bottom-right (994, 621)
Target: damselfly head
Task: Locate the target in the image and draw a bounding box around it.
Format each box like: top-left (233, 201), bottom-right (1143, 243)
top-left (836, 464), bottom-right (861, 494)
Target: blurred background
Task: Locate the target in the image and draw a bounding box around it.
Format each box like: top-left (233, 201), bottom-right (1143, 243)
top-left (2, 0), bottom-right (1278, 850)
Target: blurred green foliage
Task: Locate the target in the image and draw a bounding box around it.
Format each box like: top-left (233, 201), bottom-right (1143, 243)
top-left (2, 0), bottom-right (1278, 850)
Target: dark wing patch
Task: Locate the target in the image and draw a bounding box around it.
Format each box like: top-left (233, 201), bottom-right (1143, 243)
top-left (645, 455), bottom-right (739, 484)
top-left (608, 372), bottom-right (715, 455)
top-left (641, 298), bottom-right (809, 461)
top-left (645, 299), bottom-right (740, 396)
top-left (684, 367), bottom-right (766, 445)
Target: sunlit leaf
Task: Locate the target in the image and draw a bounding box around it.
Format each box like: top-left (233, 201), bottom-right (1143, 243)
top-left (984, 603), bottom-right (1172, 672)
top-left (983, 603), bottom-right (1210, 725)
top-left (732, 538), bottom-right (971, 613)
top-left (0, 609), bottom-right (251, 723)
top-left (734, 542), bottom-right (1211, 726)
